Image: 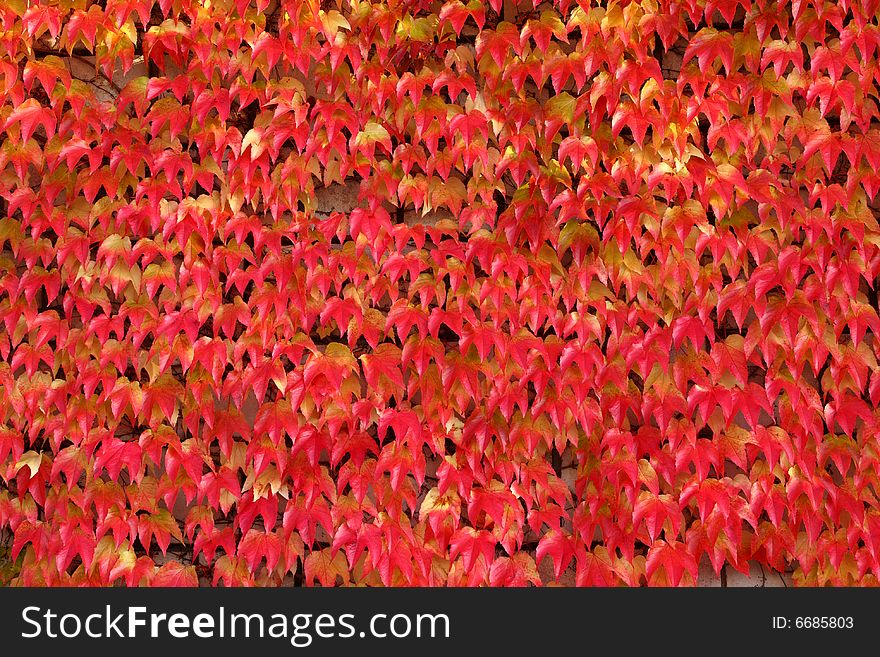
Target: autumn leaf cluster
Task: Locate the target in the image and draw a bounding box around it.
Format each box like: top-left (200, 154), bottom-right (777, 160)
top-left (1, 0), bottom-right (880, 587)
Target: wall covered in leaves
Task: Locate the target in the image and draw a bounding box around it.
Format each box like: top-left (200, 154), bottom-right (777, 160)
top-left (1, 0), bottom-right (879, 586)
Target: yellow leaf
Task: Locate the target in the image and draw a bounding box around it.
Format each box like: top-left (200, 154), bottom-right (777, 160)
top-left (15, 451), bottom-right (42, 478)
top-left (420, 487), bottom-right (460, 515)
top-left (355, 120), bottom-right (391, 148)
top-left (5, 0), bottom-right (26, 15)
top-left (242, 127), bottom-right (266, 158)
top-left (120, 19), bottom-right (138, 45)
top-left (545, 92), bottom-right (577, 123)
top-left (320, 9), bottom-right (350, 35)
top-left (324, 342), bottom-right (355, 367)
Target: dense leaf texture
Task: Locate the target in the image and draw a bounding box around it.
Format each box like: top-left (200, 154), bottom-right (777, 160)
top-left (1, 0), bottom-right (879, 587)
